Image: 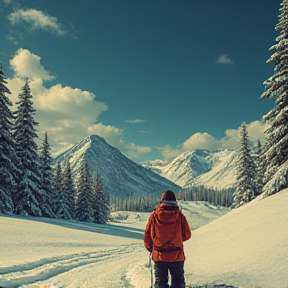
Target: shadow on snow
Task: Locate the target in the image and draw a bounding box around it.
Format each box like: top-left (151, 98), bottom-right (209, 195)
top-left (1, 214), bottom-right (144, 240)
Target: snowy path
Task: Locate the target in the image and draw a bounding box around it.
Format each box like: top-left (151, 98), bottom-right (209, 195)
top-left (0, 202), bottom-right (232, 288)
top-left (0, 244), bottom-right (146, 288)
top-left (0, 214), bottom-right (154, 288)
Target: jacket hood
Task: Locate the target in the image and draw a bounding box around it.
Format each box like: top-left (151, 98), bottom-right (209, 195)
top-left (154, 203), bottom-right (181, 223)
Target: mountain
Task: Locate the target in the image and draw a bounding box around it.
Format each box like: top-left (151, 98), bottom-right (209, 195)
top-left (55, 135), bottom-right (180, 198)
top-left (143, 149), bottom-right (237, 190)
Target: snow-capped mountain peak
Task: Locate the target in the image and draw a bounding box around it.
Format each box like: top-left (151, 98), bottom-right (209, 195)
top-left (55, 135), bottom-right (180, 198)
top-left (143, 149), bottom-right (237, 190)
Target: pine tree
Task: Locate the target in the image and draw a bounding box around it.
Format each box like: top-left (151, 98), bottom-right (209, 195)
top-left (92, 172), bottom-right (110, 224)
top-left (54, 162), bottom-right (72, 219)
top-left (0, 64), bottom-right (20, 214)
top-left (91, 173), bottom-right (101, 223)
top-left (13, 80), bottom-right (42, 216)
top-left (253, 139), bottom-right (265, 196)
top-left (232, 122), bottom-right (257, 208)
top-left (62, 161), bottom-right (76, 219)
top-left (54, 162), bottom-right (63, 217)
top-left (260, 0), bottom-right (288, 197)
top-left (39, 131), bottom-right (55, 218)
top-left (75, 158), bottom-right (94, 222)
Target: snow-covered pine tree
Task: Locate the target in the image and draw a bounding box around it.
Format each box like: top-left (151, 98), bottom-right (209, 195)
top-left (62, 160), bottom-right (76, 219)
top-left (13, 80), bottom-right (43, 216)
top-left (253, 139), bottom-right (265, 196)
top-left (75, 158), bottom-right (94, 222)
top-left (91, 172), bottom-right (110, 224)
top-left (54, 162), bottom-right (72, 219)
top-left (0, 64), bottom-right (20, 214)
top-left (39, 131), bottom-right (55, 218)
top-left (232, 122), bottom-right (257, 208)
top-left (260, 0), bottom-right (288, 197)
top-left (91, 172), bottom-right (101, 223)
top-left (54, 162), bottom-right (63, 216)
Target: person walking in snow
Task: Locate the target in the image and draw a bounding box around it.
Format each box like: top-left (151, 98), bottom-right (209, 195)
top-left (144, 190), bottom-right (191, 288)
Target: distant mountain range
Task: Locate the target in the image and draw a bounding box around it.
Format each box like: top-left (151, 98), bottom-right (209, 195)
top-left (55, 135), bottom-right (237, 198)
top-left (142, 149), bottom-right (237, 190)
top-left (55, 135), bottom-right (180, 198)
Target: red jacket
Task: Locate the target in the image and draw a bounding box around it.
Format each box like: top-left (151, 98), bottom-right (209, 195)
top-left (144, 203), bottom-right (191, 262)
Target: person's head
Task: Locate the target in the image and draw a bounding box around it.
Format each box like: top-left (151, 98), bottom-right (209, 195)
top-left (160, 190), bottom-right (177, 205)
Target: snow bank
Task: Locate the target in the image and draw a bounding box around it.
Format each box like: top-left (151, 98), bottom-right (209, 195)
top-left (185, 189), bottom-right (288, 288)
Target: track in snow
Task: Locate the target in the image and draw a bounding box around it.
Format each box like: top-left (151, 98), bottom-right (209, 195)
top-left (0, 245), bottom-right (139, 288)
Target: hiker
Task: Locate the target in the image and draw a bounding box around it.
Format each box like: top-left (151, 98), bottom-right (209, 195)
top-left (144, 190), bottom-right (191, 288)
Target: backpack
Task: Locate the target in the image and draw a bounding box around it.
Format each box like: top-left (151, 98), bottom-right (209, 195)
top-left (151, 208), bottom-right (183, 252)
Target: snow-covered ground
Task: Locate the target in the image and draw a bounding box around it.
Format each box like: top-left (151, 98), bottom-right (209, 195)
top-left (1, 190), bottom-right (287, 288)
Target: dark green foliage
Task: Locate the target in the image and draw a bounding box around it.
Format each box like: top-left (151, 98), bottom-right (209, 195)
top-left (232, 122), bottom-right (257, 208)
top-left (92, 172), bottom-right (110, 223)
top-left (112, 185), bottom-right (233, 213)
top-left (39, 131), bottom-right (55, 218)
top-left (178, 186), bottom-right (234, 207)
top-left (253, 139), bottom-right (265, 196)
top-left (13, 80), bottom-right (43, 216)
top-left (62, 161), bottom-right (76, 219)
top-left (260, 0), bottom-right (288, 197)
top-left (75, 158), bottom-right (94, 222)
top-left (0, 64), bottom-right (20, 214)
top-left (112, 194), bottom-right (158, 212)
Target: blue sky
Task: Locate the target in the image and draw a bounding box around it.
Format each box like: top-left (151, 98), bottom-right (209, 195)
top-left (0, 0), bottom-right (281, 163)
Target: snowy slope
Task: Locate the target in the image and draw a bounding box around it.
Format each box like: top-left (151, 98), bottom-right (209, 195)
top-left (0, 202), bottom-right (228, 288)
top-left (185, 190), bottom-right (288, 288)
top-left (1, 190), bottom-right (288, 288)
top-left (55, 135), bottom-right (180, 198)
top-left (143, 149), bottom-right (237, 189)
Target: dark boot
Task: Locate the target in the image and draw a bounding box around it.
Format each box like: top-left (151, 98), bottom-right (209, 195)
top-left (154, 285), bottom-right (169, 288)
top-left (171, 281), bottom-right (185, 288)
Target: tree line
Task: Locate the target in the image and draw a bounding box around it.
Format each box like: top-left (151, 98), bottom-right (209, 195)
top-left (112, 194), bottom-right (158, 212)
top-left (178, 186), bottom-right (234, 207)
top-left (112, 186), bottom-right (234, 213)
top-left (0, 69), bottom-right (109, 223)
top-left (232, 0), bottom-right (288, 208)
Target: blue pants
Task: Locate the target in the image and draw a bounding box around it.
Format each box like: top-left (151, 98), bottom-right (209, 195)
top-left (154, 261), bottom-right (185, 288)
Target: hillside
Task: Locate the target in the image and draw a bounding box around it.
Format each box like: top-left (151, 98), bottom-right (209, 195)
top-left (184, 189), bottom-right (288, 287)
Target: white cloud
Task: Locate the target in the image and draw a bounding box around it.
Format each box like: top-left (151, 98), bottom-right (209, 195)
top-left (124, 119), bottom-right (146, 123)
top-left (183, 132), bottom-right (220, 151)
top-left (246, 120), bottom-right (268, 142)
top-left (8, 8), bottom-right (66, 36)
top-left (160, 121), bottom-right (268, 161)
top-left (139, 130), bottom-right (153, 134)
top-left (220, 121), bottom-right (268, 149)
top-left (216, 54), bottom-right (234, 65)
top-left (219, 128), bottom-right (239, 149)
top-left (7, 48), bottom-right (151, 160)
top-left (161, 145), bottom-right (183, 161)
top-left (10, 48), bottom-right (54, 81)
top-left (122, 142), bottom-right (151, 155)
top-left (2, 0), bottom-right (12, 5)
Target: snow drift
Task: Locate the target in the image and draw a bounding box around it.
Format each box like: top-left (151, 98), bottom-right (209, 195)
top-left (184, 189), bottom-right (288, 288)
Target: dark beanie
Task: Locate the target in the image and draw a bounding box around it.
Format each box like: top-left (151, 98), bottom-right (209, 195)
top-left (160, 190), bottom-right (176, 202)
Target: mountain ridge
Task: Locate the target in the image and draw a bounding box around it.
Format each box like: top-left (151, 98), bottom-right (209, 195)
top-left (143, 148), bottom-right (237, 190)
top-left (55, 135), bottom-right (180, 198)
